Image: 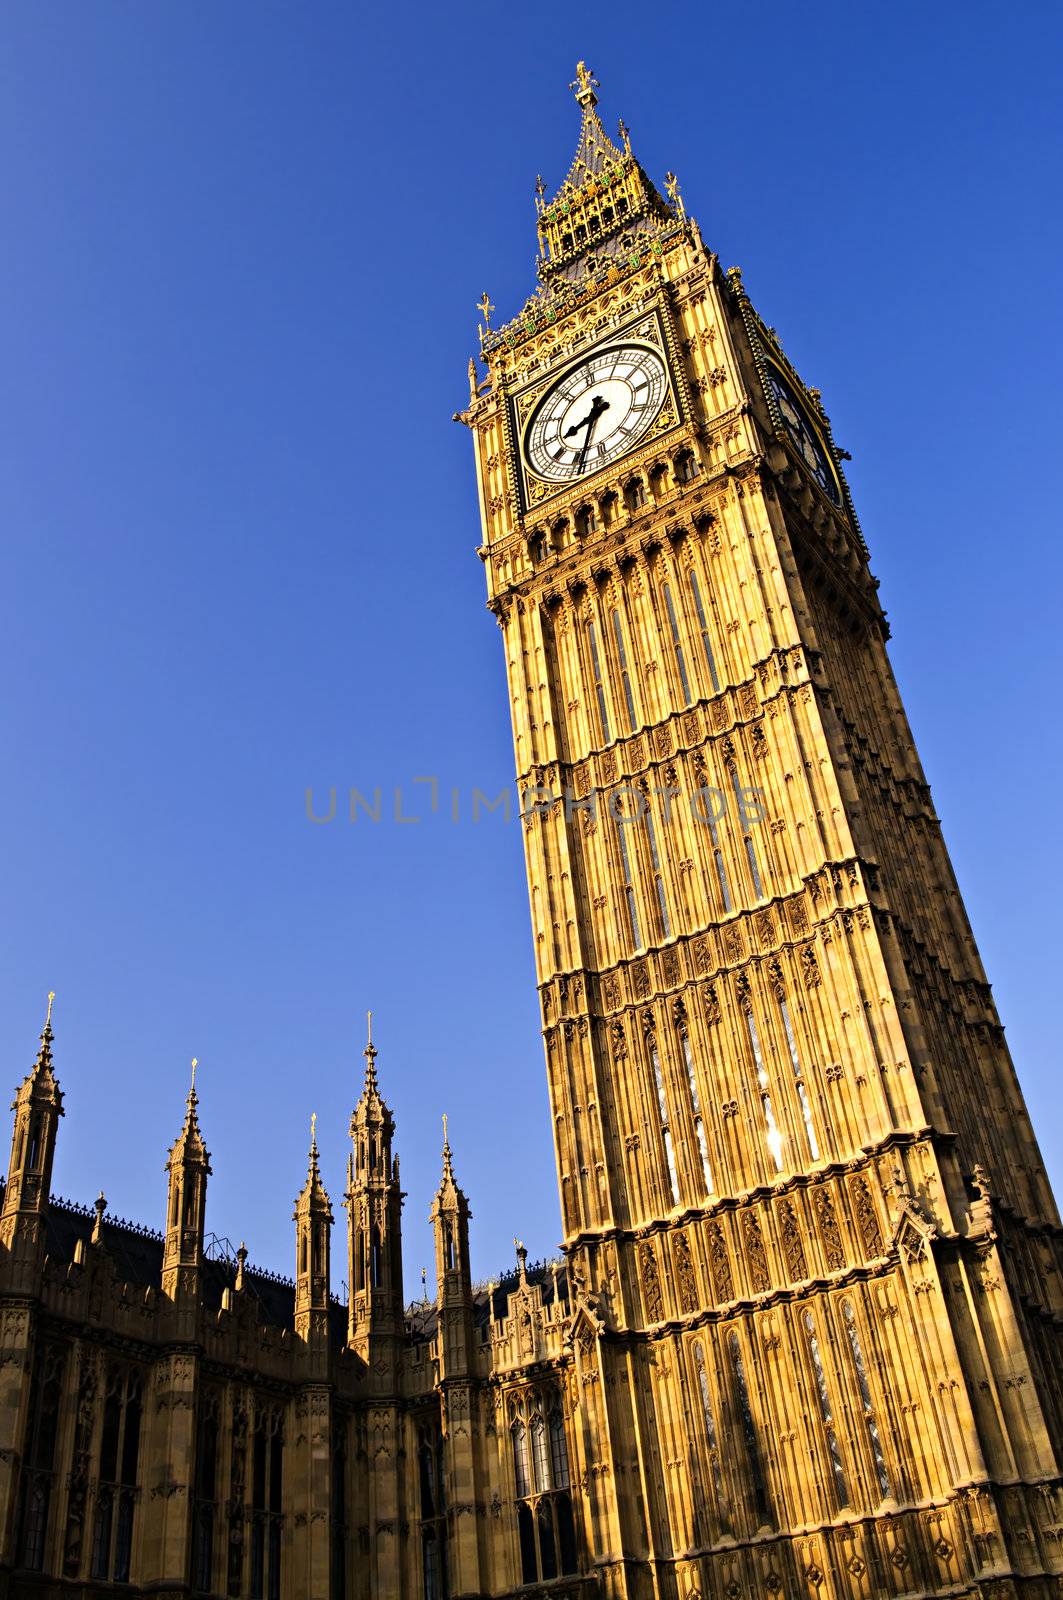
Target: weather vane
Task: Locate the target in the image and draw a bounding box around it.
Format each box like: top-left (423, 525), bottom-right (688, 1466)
top-left (477, 291), bottom-right (495, 331)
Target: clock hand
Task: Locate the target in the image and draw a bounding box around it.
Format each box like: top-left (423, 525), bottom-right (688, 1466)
top-left (564, 393), bottom-right (611, 441)
top-left (568, 395), bottom-right (611, 473)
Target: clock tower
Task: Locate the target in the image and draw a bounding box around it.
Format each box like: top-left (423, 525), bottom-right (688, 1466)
top-left (461, 64), bottom-right (1063, 1598)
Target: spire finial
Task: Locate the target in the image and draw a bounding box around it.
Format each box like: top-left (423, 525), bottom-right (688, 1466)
top-left (310, 1110), bottom-right (317, 1151)
top-left (571, 61), bottom-right (600, 109)
top-left (441, 1112), bottom-right (454, 1182)
top-left (363, 1011), bottom-right (378, 1088)
top-left (45, 991), bottom-right (55, 1028)
top-left (92, 1190), bottom-right (107, 1245)
top-left (190, 1057), bottom-right (198, 1096)
top-left (476, 291), bottom-right (494, 330)
top-left (665, 172), bottom-right (685, 220)
top-left (235, 1240), bottom-right (248, 1292)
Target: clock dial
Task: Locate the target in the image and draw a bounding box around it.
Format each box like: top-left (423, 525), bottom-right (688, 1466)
top-left (765, 367), bottom-right (840, 504)
top-left (524, 343), bottom-right (668, 484)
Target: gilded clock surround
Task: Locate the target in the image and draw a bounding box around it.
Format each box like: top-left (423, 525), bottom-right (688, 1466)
top-left (0, 62), bottom-right (1059, 1600)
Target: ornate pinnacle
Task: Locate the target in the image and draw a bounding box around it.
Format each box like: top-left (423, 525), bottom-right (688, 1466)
top-left (665, 171), bottom-right (685, 221)
top-left (571, 60), bottom-right (600, 109)
top-left (235, 1240), bottom-right (248, 1292)
top-left (92, 1190), bottom-right (107, 1245)
top-left (363, 1010), bottom-right (378, 1091)
top-left (30, 990), bottom-right (57, 1075)
top-left (441, 1112), bottom-right (453, 1180)
top-left (617, 116), bottom-right (631, 155)
top-left (310, 1110), bottom-right (318, 1154)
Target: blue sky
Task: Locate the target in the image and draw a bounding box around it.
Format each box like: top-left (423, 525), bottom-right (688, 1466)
top-left (1, 2), bottom-right (1060, 1295)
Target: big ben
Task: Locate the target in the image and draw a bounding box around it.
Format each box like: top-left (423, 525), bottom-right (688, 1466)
top-left (463, 62), bottom-right (1063, 1598)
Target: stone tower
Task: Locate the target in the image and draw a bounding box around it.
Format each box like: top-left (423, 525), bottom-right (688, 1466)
top-left (461, 62), bottom-right (1063, 1597)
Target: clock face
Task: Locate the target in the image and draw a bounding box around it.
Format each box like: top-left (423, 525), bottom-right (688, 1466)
top-left (523, 343), bottom-right (668, 484)
top-left (765, 367), bottom-right (840, 504)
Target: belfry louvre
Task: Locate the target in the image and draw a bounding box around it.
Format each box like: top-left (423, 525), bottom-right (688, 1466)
top-left (1, 64), bottom-right (1060, 1600)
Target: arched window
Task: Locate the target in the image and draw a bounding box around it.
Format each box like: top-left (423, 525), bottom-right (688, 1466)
top-left (779, 996), bottom-right (818, 1160)
top-left (615, 810), bottom-right (642, 951)
top-left (804, 1311), bottom-right (849, 1506)
top-left (512, 1420), bottom-right (530, 1498)
top-left (549, 1406), bottom-right (569, 1488)
top-left (679, 1027), bottom-right (713, 1195)
top-left (662, 582), bottom-right (692, 705)
top-left (730, 768), bottom-right (765, 899)
top-left (746, 1010), bottom-right (784, 1172)
top-left (370, 1229), bottom-right (383, 1290)
top-left (517, 1503), bottom-right (537, 1584)
top-left (610, 608), bottom-right (638, 731)
top-left (586, 618), bottom-right (611, 743)
top-left (536, 1501), bottom-right (558, 1579)
top-left (645, 807), bottom-right (670, 938)
top-left (648, 1032), bottom-right (680, 1205)
top-left (530, 1412), bottom-right (550, 1491)
top-left (691, 1341), bottom-right (727, 1522)
top-left (689, 568), bottom-right (721, 693)
top-left (842, 1299), bottom-right (890, 1499)
top-left (675, 449), bottom-right (700, 484)
top-left (625, 477), bottom-right (647, 512)
top-left (354, 1231), bottom-right (364, 1293)
top-left (728, 1330), bottom-right (771, 1525)
top-left (27, 1118), bottom-right (41, 1171)
top-left (575, 503), bottom-right (599, 537)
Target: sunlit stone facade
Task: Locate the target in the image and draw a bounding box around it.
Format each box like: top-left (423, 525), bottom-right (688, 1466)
top-left (0, 64), bottom-right (1060, 1600)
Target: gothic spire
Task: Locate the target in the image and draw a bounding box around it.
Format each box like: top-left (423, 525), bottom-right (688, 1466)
top-left (166, 1057), bottom-right (211, 1172)
top-left (532, 64), bottom-right (676, 289)
top-left (19, 990), bottom-right (62, 1104)
top-left (435, 1112), bottom-right (467, 1211)
top-left (363, 1009), bottom-right (377, 1092)
top-left (295, 1111), bottom-right (332, 1219)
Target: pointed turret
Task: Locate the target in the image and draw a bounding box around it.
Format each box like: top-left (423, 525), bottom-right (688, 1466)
top-left (431, 1114), bottom-right (472, 1304)
top-left (294, 1113), bottom-right (333, 1343)
top-left (344, 1014), bottom-right (405, 1360)
top-left (1, 993), bottom-right (65, 1267)
top-left (162, 1058), bottom-right (211, 1300)
top-left (430, 1116), bottom-right (481, 1594)
top-left (534, 63), bottom-right (675, 284)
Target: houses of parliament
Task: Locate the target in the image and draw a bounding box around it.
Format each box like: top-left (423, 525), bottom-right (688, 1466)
top-left (1, 64), bottom-right (1060, 1600)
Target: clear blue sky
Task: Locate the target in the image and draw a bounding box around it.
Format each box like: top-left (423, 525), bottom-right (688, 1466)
top-left (1, 2), bottom-right (1060, 1295)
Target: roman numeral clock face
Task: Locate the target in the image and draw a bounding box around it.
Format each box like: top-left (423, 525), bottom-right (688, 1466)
top-left (523, 344), bottom-right (668, 485)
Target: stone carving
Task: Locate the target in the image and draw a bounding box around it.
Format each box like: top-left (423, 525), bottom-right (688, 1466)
top-left (743, 1212), bottom-right (770, 1292)
top-left (852, 1175), bottom-right (883, 1258)
top-left (639, 1242), bottom-right (663, 1323)
top-left (707, 1222), bottom-right (734, 1303)
top-left (673, 1234), bottom-right (699, 1314)
top-left (814, 1190), bottom-right (846, 1270)
top-left (780, 1200), bottom-right (808, 1282)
